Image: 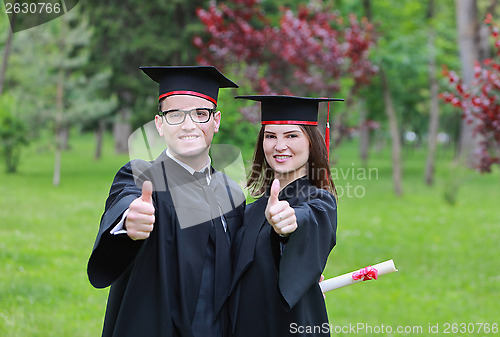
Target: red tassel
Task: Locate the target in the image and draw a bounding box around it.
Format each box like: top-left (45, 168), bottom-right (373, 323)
top-left (325, 101), bottom-right (331, 161)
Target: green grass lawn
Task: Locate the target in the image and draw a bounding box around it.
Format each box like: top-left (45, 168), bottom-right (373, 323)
top-left (0, 133), bottom-right (499, 336)
top-left (325, 144), bottom-right (500, 335)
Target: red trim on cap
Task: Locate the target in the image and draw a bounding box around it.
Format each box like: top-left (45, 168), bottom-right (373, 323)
top-left (159, 91), bottom-right (217, 105)
top-left (326, 101), bottom-right (331, 161)
top-left (261, 120), bottom-right (318, 125)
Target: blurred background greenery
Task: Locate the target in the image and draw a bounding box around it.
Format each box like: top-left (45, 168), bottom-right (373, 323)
top-left (1, 0), bottom-right (499, 336)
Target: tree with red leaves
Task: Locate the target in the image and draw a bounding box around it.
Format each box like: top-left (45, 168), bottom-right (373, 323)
top-left (194, 0), bottom-right (377, 125)
top-left (440, 14), bottom-right (500, 173)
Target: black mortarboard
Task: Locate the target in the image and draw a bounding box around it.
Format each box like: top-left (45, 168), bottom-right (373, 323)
top-left (234, 95), bottom-right (344, 125)
top-left (235, 95), bottom-right (344, 159)
top-left (140, 66), bottom-right (238, 105)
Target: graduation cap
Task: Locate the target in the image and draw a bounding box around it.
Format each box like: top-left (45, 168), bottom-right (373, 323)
top-left (235, 95), bottom-right (344, 159)
top-left (140, 66), bottom-right (238, 105)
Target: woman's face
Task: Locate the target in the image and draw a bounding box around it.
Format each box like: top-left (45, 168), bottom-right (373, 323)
top-left (263, 124), bottom-right (310, 181)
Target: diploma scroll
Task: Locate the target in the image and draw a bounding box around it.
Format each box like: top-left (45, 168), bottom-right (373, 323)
top-left (320, 259), bottom-right (398, 293)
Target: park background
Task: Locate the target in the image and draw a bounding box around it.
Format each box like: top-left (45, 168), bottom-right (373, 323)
top-left (1, 0), bottom-right (499, 336)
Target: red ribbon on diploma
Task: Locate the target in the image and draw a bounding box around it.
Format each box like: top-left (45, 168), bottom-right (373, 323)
top-left (352, 266), bottom-right (379, 281)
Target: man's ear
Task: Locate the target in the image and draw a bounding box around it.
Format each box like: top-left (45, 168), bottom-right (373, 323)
top-left (155, 115), bottom-right (164, 136)
top-left (213, 110), bottom-right (221, 133)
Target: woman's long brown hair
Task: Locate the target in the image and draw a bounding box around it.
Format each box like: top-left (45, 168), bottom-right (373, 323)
top-left (246, 125), bottom-right (336, 197)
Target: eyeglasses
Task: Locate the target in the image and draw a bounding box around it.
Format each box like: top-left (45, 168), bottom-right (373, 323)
top-left (159, 108), bottom-right (215, 125)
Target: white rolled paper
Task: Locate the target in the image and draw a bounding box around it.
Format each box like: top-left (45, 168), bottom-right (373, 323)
top-left (320, 259), bottom-right (398, 293)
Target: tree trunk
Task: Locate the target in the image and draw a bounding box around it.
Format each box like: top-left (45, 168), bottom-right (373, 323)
top-left (60, 126), bottom-right (70, 150)
top-left (380, 67), bottom-right (403, 196)
top-left (0, 11), bottom-right (16, 95)
top-left (5, 145), bottom-right (17, 173)
top-left (456, 0), bottom-right (481, 166)
top-left (359, 0), bottom-right (373, 167)
top-left (333, 86), bottom-right (355, 147)
top-left (359, 98), bottom-right (370, 166)
top-left (53, 16), bottom-right (66, 187)
top-left (53, 68), bottom-right (64, 187)
top-left (363, 0), bottom-right (373, 21)
top-left (113, 109), bottom-right (131, 154)
top-left (95, 119), bottom-right (105, 160)
top-left (425, 0), bottom-right (440, 186)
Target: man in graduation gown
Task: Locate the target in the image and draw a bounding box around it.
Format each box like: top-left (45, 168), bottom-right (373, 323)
top-left (87, 66), bottom-right (245, 337)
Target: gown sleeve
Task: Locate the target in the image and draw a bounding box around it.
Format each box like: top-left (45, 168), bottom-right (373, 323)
top-left (87, 159), bottom-right (151, 288)
top-left (276, 188), bottom-right (337, 310)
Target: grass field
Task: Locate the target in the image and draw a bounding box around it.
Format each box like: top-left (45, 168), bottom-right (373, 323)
top-left (0, 132), bottom-right (499, 336)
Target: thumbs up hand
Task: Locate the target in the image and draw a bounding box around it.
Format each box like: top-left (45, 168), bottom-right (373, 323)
top-left (265, 179), bottom-right (297, 236)
top-left (125, 180), bottom-right (155, 240)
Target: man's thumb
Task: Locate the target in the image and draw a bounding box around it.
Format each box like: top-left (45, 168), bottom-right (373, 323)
top-left (141, 180), bottom-right (153, 204)
top-left (269, 179), bottom-right (280, 205)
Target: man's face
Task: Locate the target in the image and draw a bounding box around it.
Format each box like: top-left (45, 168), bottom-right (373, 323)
top-left (155, 95), bottom-right (220, 168)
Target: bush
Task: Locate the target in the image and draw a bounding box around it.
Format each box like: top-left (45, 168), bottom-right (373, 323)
top-left (0, 94), bottom-right (29, 173)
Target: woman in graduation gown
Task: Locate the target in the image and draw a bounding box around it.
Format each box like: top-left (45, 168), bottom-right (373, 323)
top-left (229, 95), bottom-right (342, 337)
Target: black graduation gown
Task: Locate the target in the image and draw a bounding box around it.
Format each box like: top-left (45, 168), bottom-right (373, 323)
top-left (229, 176), bottom-right (337, 337)
top-left (87, 152), bottom-right (245, 337)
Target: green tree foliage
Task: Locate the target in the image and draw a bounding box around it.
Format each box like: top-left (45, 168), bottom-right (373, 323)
top-left (340, 0), bottom-right (458, 145)
top-left (212, 86), bottom-right (261, 163)
top-left (6, 6), bottom-right (117, 136)
top-left (81, 0), bottom-right (208, 129)
top-left (3, 5), bottom-right (116, 181)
